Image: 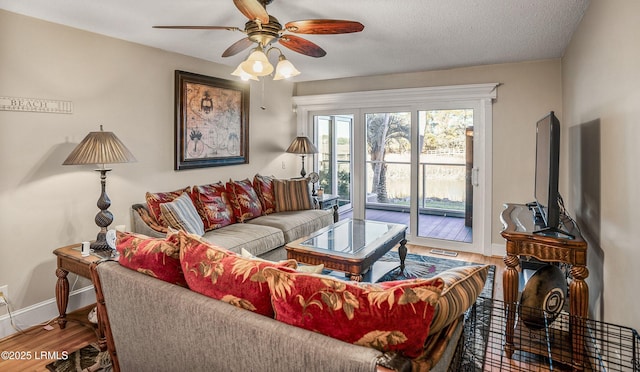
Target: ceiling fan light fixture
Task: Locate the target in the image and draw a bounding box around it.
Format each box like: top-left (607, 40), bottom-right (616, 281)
top-left (273, 54), bottom-right (300, 80)
top-left (239, 47), bottom-right (274, 76)
top-left (231, 65), bottom-right (259, 81)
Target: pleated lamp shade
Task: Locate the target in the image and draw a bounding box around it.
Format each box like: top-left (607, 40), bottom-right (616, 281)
top-left (286, 136), bottom-right (318, 155)
top-left (63, 125), bottom-right (136, 166)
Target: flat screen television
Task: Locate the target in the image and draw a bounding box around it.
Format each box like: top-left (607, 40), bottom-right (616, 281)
top-left (533, 111), bottom-right (562, 234)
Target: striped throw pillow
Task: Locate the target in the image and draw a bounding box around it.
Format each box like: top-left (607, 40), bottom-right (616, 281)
top-left (428, 265), bottom-right (489, 335)
top-left (273, 179), bottom-right (313, 212)
top-left (160, 192), bottom-right (205, 236)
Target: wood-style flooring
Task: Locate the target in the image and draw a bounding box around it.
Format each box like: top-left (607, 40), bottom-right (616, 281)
top-left (0, 244), bottom-right (504, 371)
top-left (0, 305), bottom-right (99, 371)
top-left (340, 209), bottom-right (473, 243)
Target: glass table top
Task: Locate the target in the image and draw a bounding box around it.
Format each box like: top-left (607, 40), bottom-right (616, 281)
top-left (298, 218), bottom-right (406, 257)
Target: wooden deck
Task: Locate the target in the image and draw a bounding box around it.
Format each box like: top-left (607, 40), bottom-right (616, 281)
top-left (339, 208), bottom-right (472, 243)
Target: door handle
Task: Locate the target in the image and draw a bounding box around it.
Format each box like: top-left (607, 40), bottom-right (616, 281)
top-left (472, 168), bottom-right (480, 187)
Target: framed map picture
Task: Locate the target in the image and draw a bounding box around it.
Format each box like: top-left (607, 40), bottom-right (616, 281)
top-left (174, 70), bottom-right (249, 170)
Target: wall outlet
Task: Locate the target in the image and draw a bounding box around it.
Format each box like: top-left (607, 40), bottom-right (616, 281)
top-left (0, 284), bottom-right (8, 305)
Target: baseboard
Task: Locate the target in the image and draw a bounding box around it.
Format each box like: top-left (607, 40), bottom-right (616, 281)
top-left (0, 285), bottom-right (95, 339)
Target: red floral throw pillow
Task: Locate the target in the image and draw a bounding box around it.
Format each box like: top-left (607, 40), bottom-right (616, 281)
top-left (263, 268), bottom-right (443, 358)
top-left (253, 174), bottom-right (276, 214)
top-left (226, 179), bottom-right (263, 222)
top-left (115, 231), bottom-right (186, 286)
top-left (191, 183), bottom-right (236, 231)
top-left (145, 186), bottom-right (191, 227)
top-left (178, 231), bottom-right (297, 317)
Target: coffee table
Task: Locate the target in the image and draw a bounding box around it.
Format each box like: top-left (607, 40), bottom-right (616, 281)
top-left (285, 218), bottom-right (408, 282)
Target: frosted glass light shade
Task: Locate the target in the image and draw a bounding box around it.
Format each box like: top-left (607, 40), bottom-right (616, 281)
top-left (231, 65), bottom-right (259, 81)
top-left (273, 56), bottom-right (301, 80)
top-left (240, 48), bottom-right (273, 77)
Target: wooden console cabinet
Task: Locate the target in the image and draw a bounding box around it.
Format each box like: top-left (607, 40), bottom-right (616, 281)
top-left (500, 203), bottom-right (588, 371)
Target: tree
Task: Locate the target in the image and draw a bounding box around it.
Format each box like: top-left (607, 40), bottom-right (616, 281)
top-left (366, 113), bottom-right (410, 203)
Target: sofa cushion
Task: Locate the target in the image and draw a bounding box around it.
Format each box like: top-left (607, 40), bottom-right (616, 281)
top-left (145, 186), bottom-right (191, 227)
top-left (263, 267), bottom-right (443, 358)
top-left (226, 179), bottom-right (263, 222)
top-left (191, 182), bottom-right (236, 231)
top-left (159, 192), bottom-right (205, 236)
top-left (427, 265), bottom-right (489, 335)
top-left (273, 178), bottom-right (313, 212)
top-left (201, 223), bottom-right (284, 256)
top-left (253, 174), bottom-right (276, 215)
top-left (115, 231), bottom-right (186, 286)
top-left (178, 231), bottom-right (297, 317)
top-left (248, 209), bottom-right (333, 242)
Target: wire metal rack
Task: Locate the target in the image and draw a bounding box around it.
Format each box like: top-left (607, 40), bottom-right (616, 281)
top-left (449, 297), bottom-right (640, 371)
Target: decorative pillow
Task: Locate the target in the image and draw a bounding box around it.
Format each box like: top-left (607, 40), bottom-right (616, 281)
top-left (226, 179), bottom-right (263, 222)
top-left (115, 231), bottom-right (186, 286)
top-left (145, 186), bottom-right (191, 227)
top-left (159, 192), bottom-right (205, 236)
top-left (427, 265), bottom-right (489, 335)
top-left (253, 174), bottom-right (276, 214)
top-left (178, 231), bottom-right (297, 317)
top-left (191, 183), bottom-right (236, 231)
top-left (273, 178), bottom-right (313, 212)
top-left (263, 268), bottom-right (443, 357)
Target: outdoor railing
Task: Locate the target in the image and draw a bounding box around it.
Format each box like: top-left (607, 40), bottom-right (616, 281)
top-left (328, 159), bottom-right (467, 217)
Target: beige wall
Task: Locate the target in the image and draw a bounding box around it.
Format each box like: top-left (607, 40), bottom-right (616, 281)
top-left (296, 60), bottom-right (563, 252)
top-left (0, 10), bottom-right (298, 314)
top-left (562, 0), bottom-right (640, 330)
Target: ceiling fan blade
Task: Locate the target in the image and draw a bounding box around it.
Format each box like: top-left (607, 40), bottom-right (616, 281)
top-left (233, 0), bottom-right (269, 24)
top-left (285, 19), bottom-right (364, 34)
top-left (279, 35), bottom-right (326, 58)
top-left (153, 25), bottom-right (240, 31)
top-left (222, 38), bottom-right (255, 57)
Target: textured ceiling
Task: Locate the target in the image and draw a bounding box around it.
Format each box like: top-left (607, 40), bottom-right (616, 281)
top-left (0, 0), bottom-right (590, 82)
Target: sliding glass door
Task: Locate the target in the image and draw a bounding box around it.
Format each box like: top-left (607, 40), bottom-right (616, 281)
top-left (294, 83), bottom-right (496, 255)
top-left (416, 109), bottom-right (474, 244)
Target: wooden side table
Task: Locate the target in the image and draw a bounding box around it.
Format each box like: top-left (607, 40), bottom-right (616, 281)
top-left (53, 244), bottom-right (102, 329)
top-left (500, 203), bottom-right (588, 371)
top-left (315, 193), bottom-right (339, 222)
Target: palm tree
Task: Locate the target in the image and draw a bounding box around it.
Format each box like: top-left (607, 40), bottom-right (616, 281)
top-left (366, 113), bottom-right (410, 203)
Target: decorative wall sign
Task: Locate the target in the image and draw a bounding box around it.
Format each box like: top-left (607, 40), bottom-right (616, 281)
top-left (174, 70), bottom-right (249, 170)
top-left (0, 96), bottom-right (73, 114)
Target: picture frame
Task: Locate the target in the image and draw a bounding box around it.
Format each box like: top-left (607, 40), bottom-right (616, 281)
top-left (174, 70), bottom-right (249, 170)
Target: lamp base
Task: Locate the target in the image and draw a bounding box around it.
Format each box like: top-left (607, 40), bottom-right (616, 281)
top-left (91, 232), bottom-right (111, 251)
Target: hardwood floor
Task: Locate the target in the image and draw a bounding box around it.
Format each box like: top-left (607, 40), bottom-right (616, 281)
top-left (0, 245), bottom-right (505, 371)
top-left (0, 305), bottom-right (98, 371)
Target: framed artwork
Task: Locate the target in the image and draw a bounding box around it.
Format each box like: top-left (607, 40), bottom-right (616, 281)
top-left (174, 70), bottom-right (249, 170)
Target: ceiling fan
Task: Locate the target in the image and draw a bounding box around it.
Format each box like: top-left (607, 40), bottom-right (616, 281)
top-left (154, 0), bottom-right (364, 80)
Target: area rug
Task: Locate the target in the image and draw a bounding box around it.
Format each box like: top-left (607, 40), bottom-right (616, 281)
top-left (377, 251), bottom-right (495, 299)
top-left (45, 343), bottom-right (111, 372)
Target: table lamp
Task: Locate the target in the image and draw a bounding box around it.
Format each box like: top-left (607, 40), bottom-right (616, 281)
top-left (286, 136), bottom-right (317, 178)
top-left (63, 125), bottom-right (136, 251)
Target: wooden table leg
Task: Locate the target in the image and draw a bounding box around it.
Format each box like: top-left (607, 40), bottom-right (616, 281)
top-left (570, 265), bottom-right (589, 371)
top-left (398, 239), bottom-right (408, 274)
top-left (55, 268), bottom-right (69, 329)
top-left (503, 251), bottom-right (520, 358)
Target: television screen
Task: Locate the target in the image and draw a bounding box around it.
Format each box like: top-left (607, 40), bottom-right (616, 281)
top-left (534, 111), bottom-right (561, 230)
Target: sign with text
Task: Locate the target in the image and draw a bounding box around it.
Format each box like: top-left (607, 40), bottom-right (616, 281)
top-left (0, 96), bottom-right (73, 114)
